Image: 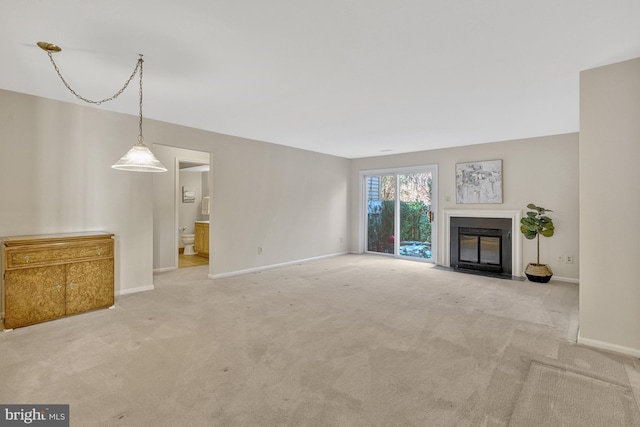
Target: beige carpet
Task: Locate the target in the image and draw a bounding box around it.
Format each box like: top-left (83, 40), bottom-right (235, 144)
top-left (0, 254), bottom-right (638, 426)
top-left (510, 361), bottom-right (640, 426)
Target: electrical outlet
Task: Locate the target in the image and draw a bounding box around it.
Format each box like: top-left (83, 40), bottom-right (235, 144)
top-left (566, 255), bottom-right (573, 264)
top-left (258, 246), bottom-right (263, 255)
top-left (556, 255), bottom-right (564, 263)
top-left (444, 195), bottom-right (451, 203)
top-left (340, 237), bottom-right (343, 243)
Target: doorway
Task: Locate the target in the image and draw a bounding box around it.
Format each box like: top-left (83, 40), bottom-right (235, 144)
top-left (177, 160), bottom-right (210, 268)
top-left (362, 165), bottom-right (438, 262)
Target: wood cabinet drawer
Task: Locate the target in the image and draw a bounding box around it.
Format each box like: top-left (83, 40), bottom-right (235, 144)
top-left (5, 240), bottom-right (113, 269)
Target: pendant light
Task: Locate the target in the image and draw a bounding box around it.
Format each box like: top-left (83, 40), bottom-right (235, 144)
top-left (37, 42), bottom-right (167, 172)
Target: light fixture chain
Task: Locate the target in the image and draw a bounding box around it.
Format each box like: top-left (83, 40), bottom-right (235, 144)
top-left (46, 51), bottom-right (142, 106)
top-left (138, 55), bottom-right (144, 143)
top-left (38, 42), bottom-right (166, 171)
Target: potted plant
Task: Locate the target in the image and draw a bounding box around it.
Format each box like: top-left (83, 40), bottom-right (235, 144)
top-left (520, 203), bottom-right (555, 283)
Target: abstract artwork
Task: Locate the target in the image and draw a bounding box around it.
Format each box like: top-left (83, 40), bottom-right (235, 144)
top-left (456, 160), bottom-right (503, 204)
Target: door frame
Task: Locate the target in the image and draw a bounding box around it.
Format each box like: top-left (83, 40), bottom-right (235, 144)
top-left (359, 164), bottom-right (438, 263)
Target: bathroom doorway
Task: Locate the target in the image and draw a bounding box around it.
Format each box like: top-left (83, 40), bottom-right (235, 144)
top-left (152, 144), bottom-right (211, 273)
top-left (177, 159), bottom-right (210, 269)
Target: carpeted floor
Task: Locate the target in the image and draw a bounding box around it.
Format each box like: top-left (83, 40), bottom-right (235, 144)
top-left (1, 254), bottom-right (638, 426)
top-left (509, 361), bottom-right (640, 426)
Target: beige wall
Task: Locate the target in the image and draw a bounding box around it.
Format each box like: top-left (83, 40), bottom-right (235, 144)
top-left (0, 90), bottom-right (155, 297)
top-left (0, 89), bottom-right (350, 301)
top-left (147, 119), bottom-right (351, 276)
top-left (350, 133), bottom-right (580, 281)
top-left (579, 57), bottom-right (640, 356)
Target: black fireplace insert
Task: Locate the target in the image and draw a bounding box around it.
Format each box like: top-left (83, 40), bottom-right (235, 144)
top-left (450, 217), bottom-right (512, 276)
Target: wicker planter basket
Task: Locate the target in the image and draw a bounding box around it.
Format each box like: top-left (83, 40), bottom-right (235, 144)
top-left (525, 263), bottom-right (553, 283)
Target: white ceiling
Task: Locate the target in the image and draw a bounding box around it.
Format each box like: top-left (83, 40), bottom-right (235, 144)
top-left (2, 1), bottom-right (639, 159)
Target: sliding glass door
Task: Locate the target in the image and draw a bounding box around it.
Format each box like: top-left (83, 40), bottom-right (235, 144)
top-left (366, 175), bottom-right (395, 254)
top-left (364, 166), bottom-right (437, 262)
top-left (398, 172), bottom-right (433, 259)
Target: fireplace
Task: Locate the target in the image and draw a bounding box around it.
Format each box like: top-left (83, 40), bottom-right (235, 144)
top-left (450, 217), bottom-right (512, 276)
top-left (458, 227), bottom-right (503, 272)
top-left (442, 209), bottom-right (524, 278)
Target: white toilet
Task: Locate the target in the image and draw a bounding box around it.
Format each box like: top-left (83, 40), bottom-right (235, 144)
top-left (181, 233), bottom-right (197, 255)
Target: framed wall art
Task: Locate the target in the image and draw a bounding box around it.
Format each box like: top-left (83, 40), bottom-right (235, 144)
top-left (456, 159), bottom-right (503, 204)
top-left (182, 186), bottom-right (195, 203)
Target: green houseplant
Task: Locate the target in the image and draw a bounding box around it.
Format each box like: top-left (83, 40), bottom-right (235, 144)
top-left (520, 203), bottom-right (555, 283)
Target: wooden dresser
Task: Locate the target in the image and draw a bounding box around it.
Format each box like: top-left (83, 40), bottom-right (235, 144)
top-left (1, 232), bottom-right (114, 329)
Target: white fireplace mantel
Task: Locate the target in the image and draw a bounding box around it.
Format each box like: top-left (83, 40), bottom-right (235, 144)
top-left (443, 209), bottom-right (523, 277)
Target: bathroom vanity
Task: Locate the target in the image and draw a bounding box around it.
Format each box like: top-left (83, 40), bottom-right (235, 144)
top-left (1, 231), bottom-right (114, 329)
top-left (194, 221), bottom-right (209, 258)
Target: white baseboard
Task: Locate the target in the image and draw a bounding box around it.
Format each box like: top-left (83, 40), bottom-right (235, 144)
top-left (209, 252), bottom-right (350, 280)
top-left (153, 266), bottom-right (177, 273)
top-left (577, 329), bottom-right (640, 358)
top-left (116, 284), bottom-right (155, 296)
